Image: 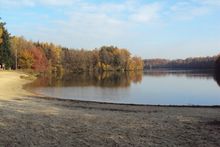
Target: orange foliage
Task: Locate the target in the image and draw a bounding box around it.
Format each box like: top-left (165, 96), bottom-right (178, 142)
top-left (30, 47), bottom-right (49, 72)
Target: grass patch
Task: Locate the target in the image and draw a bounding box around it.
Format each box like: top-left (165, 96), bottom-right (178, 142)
top-left (20, 74), bottom-right (36, 81)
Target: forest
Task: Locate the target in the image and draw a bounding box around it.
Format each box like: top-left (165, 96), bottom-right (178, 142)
top-left (216, 56), bottom-right (220, 69)
top-left (144, 56), bottom-right (218, 70)
top-left (0, 19), bottom-right (143, 74)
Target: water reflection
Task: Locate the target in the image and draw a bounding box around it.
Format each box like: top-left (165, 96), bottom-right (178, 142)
top-left (31, 71), bottom-right (143, 88)
top-left (30, 70), bottom-right (220, 105)
top-left (30, 70), bottom-right (218, 88)
top-left (214, 68), bottom-right (220, 87)
top-left (144, 70), bottom-right (214, 80)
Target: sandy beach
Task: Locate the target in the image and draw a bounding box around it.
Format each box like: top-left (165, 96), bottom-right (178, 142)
top-left (0, 71), bottom-right (220, 147)
top-left (0, 71), bottom-right (35, 100)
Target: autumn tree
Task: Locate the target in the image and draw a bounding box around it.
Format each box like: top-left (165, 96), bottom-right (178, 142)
top-left (34, 42), bottom-right (64, 75)
top-left (99, 46), bottom-right (113, 70)
top-left (10, 36), bottom-right (32, 69)
top-left (91, 49), bottom-right (100, 71)
top-left (98, 46), bottom-right (142, 71)
top-left (10, 36), bottom-right (35, 70)
top-left (10, 36), bottom-right (49, 72)
top-left (132, 56), bottom-right (144, 70)
top-left (18, 49), bottom-right (34, 69)
top-left (30, 47), bottom-right (48, 72)
top-left (120, 49), bottom-right (131, 70)
top-left (0, 26), bottom-right (2, 45)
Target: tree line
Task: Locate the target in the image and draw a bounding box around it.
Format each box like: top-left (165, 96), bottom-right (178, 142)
top-left (144, 56), bottom-right (218, 70)
top-left (62, 46), bottom-right (143, 73)
top-left (0, 19), bottom-right (143, 74)
top-left (216, 56), bottom-right (220, 70)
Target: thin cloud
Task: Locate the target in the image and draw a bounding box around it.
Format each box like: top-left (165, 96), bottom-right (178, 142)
top-left (130, 3), bottom-right (161, 24)
top-left (169, 1), bottom-right (210, 20)
top-left (39, 0), bottom-right (80, 6)
top-left (0, 0), bottom-right (79, 7)
top-left (198, 0), bottom-right (220, 6)
top-left (0, 0), bottom-right (35, 7)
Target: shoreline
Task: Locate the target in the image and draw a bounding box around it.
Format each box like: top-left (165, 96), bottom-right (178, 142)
top-left (30, 95), bottom-right (220, 108)
top-left (25, 79), bottom-right (220, 108)
top-left (0, 71), bottom-right (220, 146)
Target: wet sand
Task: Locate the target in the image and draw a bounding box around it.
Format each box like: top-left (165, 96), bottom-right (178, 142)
top-left (0, 71), bottom-right (220, 147)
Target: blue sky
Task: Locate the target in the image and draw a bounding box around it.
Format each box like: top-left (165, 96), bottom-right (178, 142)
top-left (0, 0), bottom-right (220, 59)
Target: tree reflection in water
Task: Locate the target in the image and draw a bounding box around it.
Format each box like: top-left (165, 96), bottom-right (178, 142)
top-left (30, 70), bottom-right (220, 88)
top-left (30, 71), bottom-right (143, 88)
top-left (214, 68), bottom-right (220, 87)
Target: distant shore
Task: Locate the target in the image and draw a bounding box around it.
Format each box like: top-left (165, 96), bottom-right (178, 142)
top-left (0, 71), bottom-right (220, 146)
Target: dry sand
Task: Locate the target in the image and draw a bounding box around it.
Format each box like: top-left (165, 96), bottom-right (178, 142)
top-left (0, 71), bottom-right (220, 147)
top-left (0, 71), bottom-right (34, 100)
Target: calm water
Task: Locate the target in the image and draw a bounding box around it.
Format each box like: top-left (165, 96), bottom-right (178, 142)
top-left (29, 70), bottom-right (220, 106)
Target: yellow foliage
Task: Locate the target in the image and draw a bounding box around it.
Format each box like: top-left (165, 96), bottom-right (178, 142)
top-left (0, 27), bottom-right (3, 44)
top-left (18, 50), bottom-right (34, 69)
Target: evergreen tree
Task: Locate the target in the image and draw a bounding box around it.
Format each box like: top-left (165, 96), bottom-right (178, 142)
top-left (0, 19), bottom-right (14, 69)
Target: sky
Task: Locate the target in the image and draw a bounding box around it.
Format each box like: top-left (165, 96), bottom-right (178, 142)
top-left (0, 0), bottom-right (220, 59)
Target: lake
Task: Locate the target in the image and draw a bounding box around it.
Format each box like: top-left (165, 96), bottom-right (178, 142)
top-left (29, 70), bottom-right (220, 106)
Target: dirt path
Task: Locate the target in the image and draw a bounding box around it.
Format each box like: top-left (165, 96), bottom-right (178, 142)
top-left (0, 71), bottom-right (220, 147)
